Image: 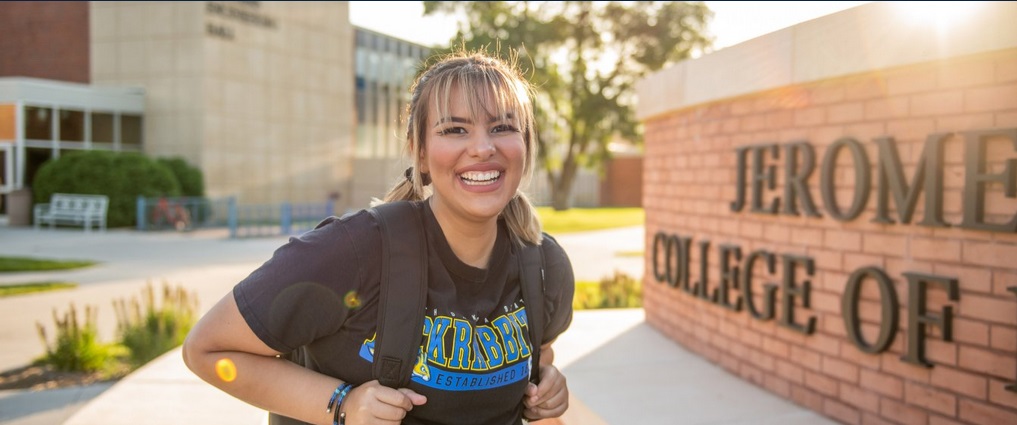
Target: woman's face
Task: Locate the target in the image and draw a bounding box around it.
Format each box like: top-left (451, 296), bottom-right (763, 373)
top-left (420, 87), bottom-right (526, 225)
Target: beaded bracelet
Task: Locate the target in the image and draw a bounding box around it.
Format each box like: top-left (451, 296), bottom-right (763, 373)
top-left (330, 383), bottom-right (354, 425)
top-left (326, 382), bottom-right (352, 412)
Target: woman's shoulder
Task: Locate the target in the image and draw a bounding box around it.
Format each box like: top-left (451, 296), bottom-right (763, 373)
top-left (538, 232), bottom-right (574, 286)
top-left (293, 208), bottom-right (383, 253)
top-left (539, 232), bottom-right (570, 263)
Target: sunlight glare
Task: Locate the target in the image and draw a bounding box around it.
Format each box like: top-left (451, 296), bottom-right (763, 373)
top-left (891, 1), bottom-right (983, 32)
top-left (216, 357), bottom-right (238, 383)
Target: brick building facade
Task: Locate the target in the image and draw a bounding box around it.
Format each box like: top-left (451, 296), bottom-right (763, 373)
top-left (637, 3), bottom-right (1017, 424)
top-left (0, 1), bottom-right (90, 84)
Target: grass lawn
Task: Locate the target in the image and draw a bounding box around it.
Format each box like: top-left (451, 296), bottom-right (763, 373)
top-left (536, 207), bottom-right (644, 234)
top-left (0, 281), bottom-right (78, 297)
top-left (0, 256), bottom-right (97, 272)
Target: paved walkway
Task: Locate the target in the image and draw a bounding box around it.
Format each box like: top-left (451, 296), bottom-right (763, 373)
top-left (0, 224), bottom-right (834, 425)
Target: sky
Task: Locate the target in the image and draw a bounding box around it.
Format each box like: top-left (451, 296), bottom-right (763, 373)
top-left (349, 1), bottom-right (873, 51)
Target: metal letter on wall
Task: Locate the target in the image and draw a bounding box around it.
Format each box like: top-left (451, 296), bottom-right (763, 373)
top-left (715, 244), bottom-right (743, 311)
top-left (871, 135), bottom-right (949, 227)
top-left (692, 240), bottom-right (711, 299)
top-left (652, 233), bottom-right (691, 289)
top-left (652, 232), bottom-right (668, 283)
top-left (842, 267), bottom-right (899, 353)
top-left (782, 142), bottom-right (821, 217)
top-left (731, 146), bottom-right (751, 212)
top-left (960, 128), bottom-right (1017, 232)
top-left (820, 138), bottom-right (871, 221)
top-left (750, 145), bottom-right (781, 214)
top-left (741, 250), bottom-right (777, 320)
top-left (900, 273), bottom-right (959, 367)
top-left (779, 254), bottom-right (817, 334)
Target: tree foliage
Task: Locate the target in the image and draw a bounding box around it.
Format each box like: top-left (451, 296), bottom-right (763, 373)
top-left (423, 1), bottom-right (712, 209)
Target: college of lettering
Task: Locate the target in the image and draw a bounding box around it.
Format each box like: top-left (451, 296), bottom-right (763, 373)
top-left (359, 306), bottom-right (534, 391)
top-left (651, 127), bottom-right (1017, 383)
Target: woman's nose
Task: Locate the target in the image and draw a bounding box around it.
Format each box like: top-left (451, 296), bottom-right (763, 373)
top-left (468, 134), bottom-right (496, 158)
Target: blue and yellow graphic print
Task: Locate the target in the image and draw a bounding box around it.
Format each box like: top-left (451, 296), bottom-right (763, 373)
top-left (360, 304), bottom-right (533, 391)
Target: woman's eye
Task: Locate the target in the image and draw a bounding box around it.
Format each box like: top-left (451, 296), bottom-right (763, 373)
top-left (491, 124), bottom-right (519, 134)
top-left (438, 126), bottom-right (467, 136)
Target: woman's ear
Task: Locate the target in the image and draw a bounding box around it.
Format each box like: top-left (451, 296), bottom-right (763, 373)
top-left (418, 145), bottom-right (429, 174)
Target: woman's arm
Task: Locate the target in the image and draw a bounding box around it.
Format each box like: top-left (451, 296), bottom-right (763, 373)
top-left (182, 293), bottom-right (424, 425)
top-left (183, 293), bottom-right (345, 424)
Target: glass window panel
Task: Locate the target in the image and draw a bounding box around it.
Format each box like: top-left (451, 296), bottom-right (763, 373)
top-left (25, 147), bottom-right (52, 187)
top-left (59, 109), bottom-right (85, 142)
top-left (120, 114), bottom-right (143, 146)
top-left (91, 112), bottom-right (114, 143)
top-left (25, 106), bottom-right (52, 140)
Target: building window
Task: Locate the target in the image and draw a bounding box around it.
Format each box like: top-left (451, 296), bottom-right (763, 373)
top-left (120, 114), bottom-right (143, 147)
top-left (25, 106), bottom-right (52, 140)
top-left (25, 147), bottom-right (52, 187)
top-left (91, 112), bottom-right (114, 144)
top-left (59, 109), bottom-right (85, 142)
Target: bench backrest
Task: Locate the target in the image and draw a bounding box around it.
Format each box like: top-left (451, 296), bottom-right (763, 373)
top-left (50, 193), bottom-right (109, 214)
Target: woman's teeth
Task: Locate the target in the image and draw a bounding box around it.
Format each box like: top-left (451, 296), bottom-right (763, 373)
top-left (460, 170), bottom-right (501, 185)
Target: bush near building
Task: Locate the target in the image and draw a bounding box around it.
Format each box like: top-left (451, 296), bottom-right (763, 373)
top-left (32, 151), bottom-right (207, 228)
top-left (157, 157), bottom-right (204, 197)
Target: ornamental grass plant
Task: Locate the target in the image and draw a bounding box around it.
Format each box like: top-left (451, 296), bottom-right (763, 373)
top-left (114, 282), bottom-right (199, 367)
top-left (33, 282), bottom-right (199, 376)
top-left (35, 303), bottom-right (126, 375)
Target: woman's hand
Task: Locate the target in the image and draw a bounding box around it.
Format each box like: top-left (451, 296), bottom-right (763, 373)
top-left (342, 380), bottom-right (427, 424)
top-left (522, 364), bottom-right (569, 420)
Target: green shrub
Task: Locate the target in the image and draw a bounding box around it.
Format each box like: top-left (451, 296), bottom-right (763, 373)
top-left (35, 304), bottom-right (124, 373)
top-left (573, 271), bottom-right (643, 310)
top-left (114, 283), bottom-right (198, 367)
top-left (157, 157), bottom-right (205, 197)
top-left (33, 150), bottom-right (181, 227)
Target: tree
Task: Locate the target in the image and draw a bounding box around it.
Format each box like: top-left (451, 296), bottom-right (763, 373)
top-left (423, 1), bottom-right (712, 210)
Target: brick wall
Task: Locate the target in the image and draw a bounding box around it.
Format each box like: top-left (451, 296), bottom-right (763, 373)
top-left (0, 1), bottom-right (89, 83)
top-left (599, 156), bottom-right (643, 207)
top-left (643, 49), bottom-right (1017, 424)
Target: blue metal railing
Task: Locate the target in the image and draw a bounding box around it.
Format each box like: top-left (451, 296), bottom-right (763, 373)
top-left (136, 196), bottom-right (230, 231)
top-left (136, 196), bottom-right (334, 238)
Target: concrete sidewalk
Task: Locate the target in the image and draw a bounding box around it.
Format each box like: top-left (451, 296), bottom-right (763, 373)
top-left (0, 225), bottom-right (833, 424)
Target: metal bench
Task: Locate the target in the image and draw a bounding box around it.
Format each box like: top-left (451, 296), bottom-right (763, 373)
top-left (34, 193), bottom-right (109, 232)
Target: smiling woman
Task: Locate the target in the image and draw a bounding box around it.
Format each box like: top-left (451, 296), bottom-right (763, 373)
top-left (183, 51), bottom-right (575, 425)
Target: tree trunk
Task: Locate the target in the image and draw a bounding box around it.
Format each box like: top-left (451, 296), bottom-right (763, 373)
top-left (550, 164), bottom-right (578, 211)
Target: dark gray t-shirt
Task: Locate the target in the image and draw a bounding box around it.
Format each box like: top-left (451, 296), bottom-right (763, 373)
top-left (234, 201), bottom-right (574, 425)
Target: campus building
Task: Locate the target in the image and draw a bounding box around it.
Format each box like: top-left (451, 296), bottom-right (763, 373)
top-left (0, 1), bottom-right (432, 222)
top-left (349, 26), bottom-right (429, 208)
top-left (638, 2), bottom-right (1017, 423)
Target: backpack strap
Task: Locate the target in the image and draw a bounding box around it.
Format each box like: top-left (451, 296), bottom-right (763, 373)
top-left (518, 237), bottom-right (546, 385)
top-left (368, 201), bottom-right (427, 388)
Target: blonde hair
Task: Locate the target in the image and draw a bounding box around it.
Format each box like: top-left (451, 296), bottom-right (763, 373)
top-left (381, 51), bottom-right (542, 245)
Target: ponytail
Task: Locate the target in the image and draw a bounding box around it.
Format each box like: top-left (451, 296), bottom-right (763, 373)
top-left (376, 167), bottom-right (430, 206)
top-left (503, 191), bottom-right (542, 246)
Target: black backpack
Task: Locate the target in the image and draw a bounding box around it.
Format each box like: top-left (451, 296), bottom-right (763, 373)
top-left (367, 201), bottom-right (549, 388)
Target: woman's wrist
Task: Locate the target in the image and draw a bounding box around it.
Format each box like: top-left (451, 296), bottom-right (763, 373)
top-left (326, 382), bottom-right (354, 425)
